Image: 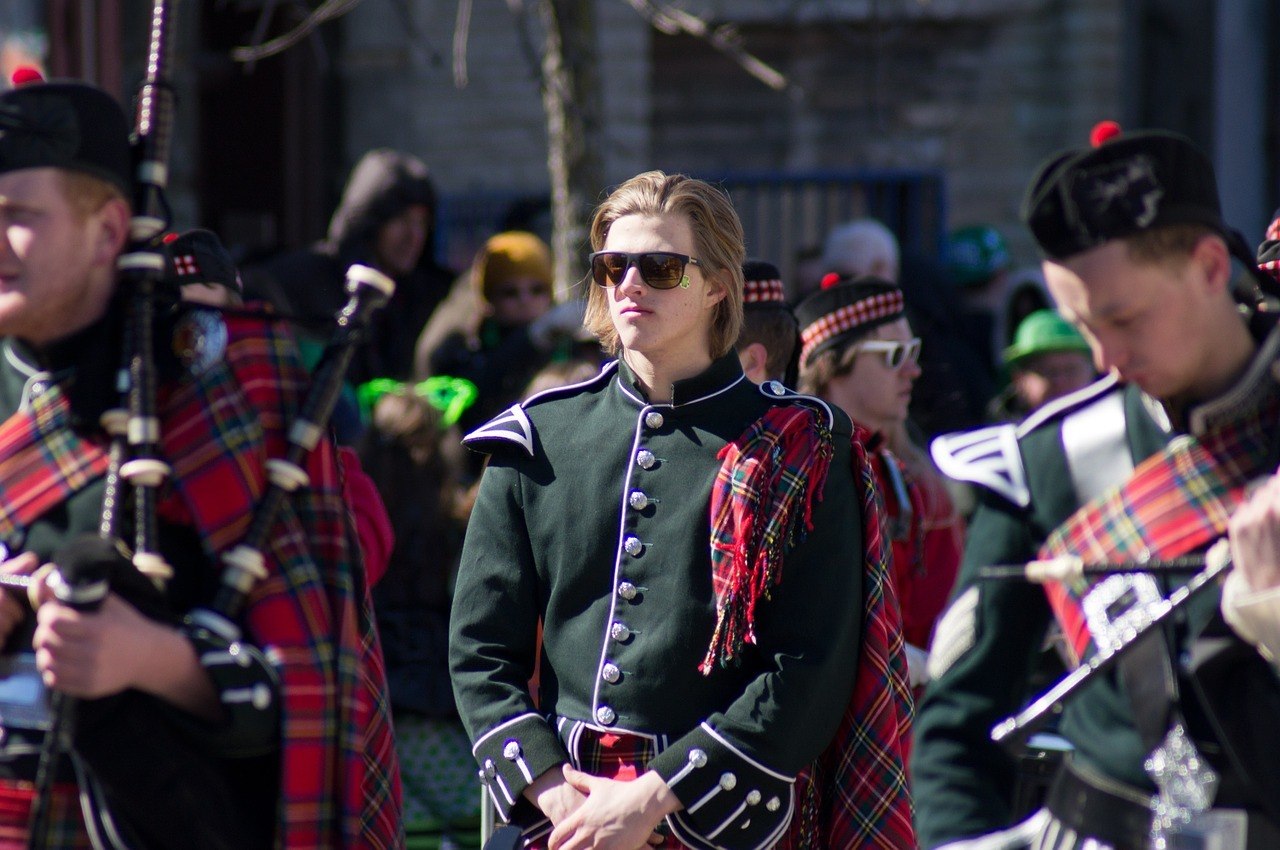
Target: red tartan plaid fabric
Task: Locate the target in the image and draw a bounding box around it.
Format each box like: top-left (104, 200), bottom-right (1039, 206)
top-left (0, 314), bottom-right (401, 847)
top-left (0, 382), bottom-right (109, 538)
top-left (704, 406), bottom-right (834, 672)
top-left (0, 780), bottom-right (89, 850)
top-left (1040, 393), bottom-right (1280, 666)
top-left (157, 313), bottom-right (403, 849)
top-left (708, 409), bottom-right (915, 849)
top-left (520, 730), bottom-right (691, 849)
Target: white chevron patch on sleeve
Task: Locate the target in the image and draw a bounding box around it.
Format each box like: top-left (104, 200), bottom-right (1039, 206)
top-left (463, 404), bottom-right (535, 455)
top-left (930, 425), bottom-right (1029, 508)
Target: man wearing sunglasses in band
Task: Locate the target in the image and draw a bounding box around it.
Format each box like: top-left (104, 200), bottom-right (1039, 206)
top-left (796, 276), bottom-right (965, 701)
top-left (449, 171), bottom-right (914, 850)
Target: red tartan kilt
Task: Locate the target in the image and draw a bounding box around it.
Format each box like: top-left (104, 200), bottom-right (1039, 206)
top-left (0, 779), bottom-right (91, 850)
top-left (520, 727), bottom-right (687, 849)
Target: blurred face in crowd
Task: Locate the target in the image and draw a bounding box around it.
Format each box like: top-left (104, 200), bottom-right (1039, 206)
top-left (1011, 350), bottom-right (1095, 412)
top-left (0, 168), bottom-right (127, 347)
top-left (1043, 239), bottom-right (1222, 402)
top-left (374, 203), bottom-right (429, 277)
top-left (822, 317), bottom-right (921, 435)
top-left (603, 212), bottom-right (724, 370)
top-left (488, 276), bottom-right (552, 328)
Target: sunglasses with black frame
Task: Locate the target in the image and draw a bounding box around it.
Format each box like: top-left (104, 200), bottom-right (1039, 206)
top-left (589, 251), bottom-right (702, 290)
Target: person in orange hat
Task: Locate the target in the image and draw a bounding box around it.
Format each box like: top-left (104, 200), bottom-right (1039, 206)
top-left (425, 231), bottom-right (585, 435)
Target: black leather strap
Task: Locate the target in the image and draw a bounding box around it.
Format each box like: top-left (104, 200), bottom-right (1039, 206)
top-left (1046, 758), bottom-right (1280, 850)
top-left (1045, 760), bottom-right (1152, 849)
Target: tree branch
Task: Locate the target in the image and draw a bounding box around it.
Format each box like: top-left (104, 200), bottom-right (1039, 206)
top-left (453, 0), bottom-right (474, 87)
top-left (231, 0), bottom-right (365, 65)
top-left (622, 0), bottom-right (799, 95)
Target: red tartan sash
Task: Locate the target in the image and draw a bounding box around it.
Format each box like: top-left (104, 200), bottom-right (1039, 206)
top-left (0, 314), bottom-right (402, 849)
top-left (158, 313), bottom-right (402, 849)
top-left (0, 780), bottom-right (89, 850)
top-left (0, 382), bottom-right (109, 539)
top-left (1042, 394), bottom-right (1280, 666)
top-left (708, 408), bottom-right (915, 849)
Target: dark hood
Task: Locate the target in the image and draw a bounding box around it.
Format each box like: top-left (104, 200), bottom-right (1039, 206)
top-left (325, 148), bottom-right (439, 261)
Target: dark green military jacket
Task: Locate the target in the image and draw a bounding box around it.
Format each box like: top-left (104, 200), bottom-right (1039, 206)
top-left (449, 354), bottom-right (864, 849)
top-left (914, 374), bottom-right (1168, 848)
top-left (915, 319), bottom-right (1280, 848)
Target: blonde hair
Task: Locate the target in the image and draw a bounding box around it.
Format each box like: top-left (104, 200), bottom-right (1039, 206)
top-left (57, 171), bottom-right (127, 220)
top-left (583, 171), bottom-right (745, 358)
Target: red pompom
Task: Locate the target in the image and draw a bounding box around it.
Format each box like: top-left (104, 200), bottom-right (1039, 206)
top-left (10, 66), bottom-right (45, 86)
top-left (1090, 120), bottom-right (1122, 148)
top-left (820, 272), bottom-right (843, 290)
top-left (162, 231), bottom-right (179, 244)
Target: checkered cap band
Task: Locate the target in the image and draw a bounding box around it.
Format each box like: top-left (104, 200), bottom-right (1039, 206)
top-left (744, 277), bottom-right (786, 305)
top-left (799, 289), bottom-right (903, 365)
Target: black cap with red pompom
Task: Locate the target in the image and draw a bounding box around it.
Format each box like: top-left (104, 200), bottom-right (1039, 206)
top-left (0, 72), bottom-right (131, 195)
top-left (1022, 122), bottom-right (1224, 260)
top-left (1023, 121), bottom-right (1279, 297)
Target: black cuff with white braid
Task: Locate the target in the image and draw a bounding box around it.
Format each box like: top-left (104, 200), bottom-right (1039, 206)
top-left (174, 620), bottom-right (281, 757)
top-left (471, 712), bottom-right (568, 822)
top-left (648, 723), bottom-right (795, 850)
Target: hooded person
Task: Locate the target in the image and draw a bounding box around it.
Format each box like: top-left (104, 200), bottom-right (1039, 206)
top-left (246, 148), bottom-right (456, 387)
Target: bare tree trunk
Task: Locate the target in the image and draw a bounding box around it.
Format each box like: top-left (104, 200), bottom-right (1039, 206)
top-left (537, 0), bottom-right (605, 299)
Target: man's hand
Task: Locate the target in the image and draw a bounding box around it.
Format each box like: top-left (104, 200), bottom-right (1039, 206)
top-left (1229, 474), bottom-right (1280, 593)
top-left (524, 764), bottom-right (588, 826)
top-left (0, 552), bottom-right (37, 643)
top-left (548, 767), bottom-right (679, 850)
top-left (33, 591), bottom-right (166, 698)
top-left (31, 585), bottom-right (221, 721)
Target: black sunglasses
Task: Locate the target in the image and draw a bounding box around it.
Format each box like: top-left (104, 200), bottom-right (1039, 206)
top-left (589, 251), bottom-right (702, 290)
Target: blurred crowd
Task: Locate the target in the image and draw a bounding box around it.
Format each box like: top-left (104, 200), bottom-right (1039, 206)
top-left (224, 146), bottom-right (1106, 849)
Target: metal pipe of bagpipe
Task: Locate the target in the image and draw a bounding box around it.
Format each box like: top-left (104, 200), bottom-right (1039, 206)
top-left (187, 263), bottom-right (395, 643)
top-left (29, 3), bottom-right (180, 848)
top-left (109, 0), bottom-right (180, 582)
top-left (988, 538), bottom-right (1234, 751)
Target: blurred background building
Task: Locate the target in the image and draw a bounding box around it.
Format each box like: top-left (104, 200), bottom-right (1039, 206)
top-left (8, 0), bottom-right (1277, 283)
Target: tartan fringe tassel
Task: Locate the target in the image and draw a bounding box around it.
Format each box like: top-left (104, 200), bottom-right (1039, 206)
top-left (701, 405), bottom-right (834, 674)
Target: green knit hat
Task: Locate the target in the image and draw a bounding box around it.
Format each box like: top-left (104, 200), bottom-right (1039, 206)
top-left (1003, 309), bottom-right (1090, 366)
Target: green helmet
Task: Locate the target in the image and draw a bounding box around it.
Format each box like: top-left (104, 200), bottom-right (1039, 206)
top-left (948, 224), bottom-right (1011, 288)
top-left (1003, 309), bottom-right (1091, 367)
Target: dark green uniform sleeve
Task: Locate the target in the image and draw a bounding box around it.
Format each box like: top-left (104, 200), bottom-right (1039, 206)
top-left (647, 433), bottom-right (864, 847)
top-left (449, 457), bottom-right (568, 821)
top-left (912, 491), bottom-right (1053, 849)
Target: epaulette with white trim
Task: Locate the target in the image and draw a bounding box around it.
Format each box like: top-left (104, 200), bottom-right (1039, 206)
top-left (461, 361), bottom-right (616, 456)
top-left (930, 424), bottom-right (1029, 508)
top-left (930, 374), bottom-right (1121, 508)
top-left (1014, 373), bottom-right (1119, 438)
top-left (756, 380), bottom-right (837, 431)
